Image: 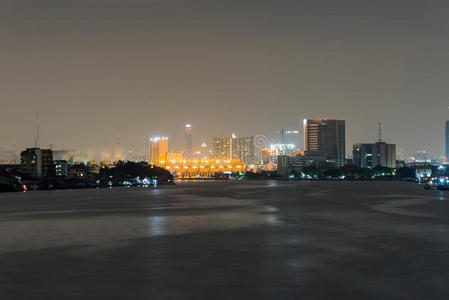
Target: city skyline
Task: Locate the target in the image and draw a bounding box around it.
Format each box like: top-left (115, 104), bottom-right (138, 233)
top-left (0, 117), bottom-right (447, 162)
top-left (1, 0), bottom-right (449, 158)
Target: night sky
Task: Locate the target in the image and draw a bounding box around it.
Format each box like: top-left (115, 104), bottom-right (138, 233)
top-left (1, 0), bottom-right (449, 158)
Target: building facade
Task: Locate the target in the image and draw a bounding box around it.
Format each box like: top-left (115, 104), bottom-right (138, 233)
top-left (352, 142), bottom-right (396, 168)
top-left (161, 159), bottom-right (245, 179)
top-left (150, 137), bottom-right (168, 164)
top-left (212, 134), bottom-right (255, 164)
top-left (54, 160), bottom-right (68, 177)
top-left (303, 119), bottom-right (346, 167)
top-left (20, 148), bottom-right (54, 178)
top-left (167, 151), bottom-right (184, 163)
top-left (184, 124), bottom-right (193, 159)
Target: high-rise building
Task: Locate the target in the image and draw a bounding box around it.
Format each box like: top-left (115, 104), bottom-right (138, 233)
top-left (352, 142), bottom-right (396, 168)
top-left (303, 119), bottom-right (346, 166)
top-left (445, 121), bottom-right (449, 160)
top-left (213, 134), bottom-right (255, 164)
top-left (200, 142), bottom-right (208, 160)
top-left (20, 148), bottom-right (54, 178)
top-left (184, 124), bottom-right (193, 159)
top-left (150, 137), bottom-right (168, 164)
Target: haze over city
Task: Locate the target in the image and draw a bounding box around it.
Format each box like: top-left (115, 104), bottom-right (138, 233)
top-left (1, 0), bottom-right (449, 158)
top-left (5, 1), bottom-right (449, 300)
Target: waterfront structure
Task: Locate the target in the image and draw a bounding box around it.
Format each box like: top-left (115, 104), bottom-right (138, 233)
top-left (303, 119), bottom-right (346, 166)
top-left (213, 134), bottom-right (255, 164)
top-left (415, 165), bottom-right (433, 179)
top-left (150, 137), bottom-right (168, 164)
top-left (20, 148), bottom-right (54, 178)
top-left (184, 124), bottom-right (193, 159)
top-left (160, 159), bottom-right (245, 179)
top-left (352, 142), bottom-right (396, 168)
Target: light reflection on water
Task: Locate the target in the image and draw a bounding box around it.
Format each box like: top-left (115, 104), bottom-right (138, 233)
top-left (149, 216), bottom-right (167, 236)
top-left (439, 191), bottom-right (445, 201)
top-left (146, 207), bottom-right (282, 237)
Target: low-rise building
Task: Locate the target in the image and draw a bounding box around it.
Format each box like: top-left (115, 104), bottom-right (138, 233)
top-left (352, 142), bottom-right (396, 168)
top-left (54, 160), bottom-right (69, 177)
top-left (20, 148), bottom-right (54, 178)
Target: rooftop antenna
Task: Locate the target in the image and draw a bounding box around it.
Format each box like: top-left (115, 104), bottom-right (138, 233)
top-left (35, 112), bottom-right (40, 148)
top-left (378, 121), bottom-right (382, 142)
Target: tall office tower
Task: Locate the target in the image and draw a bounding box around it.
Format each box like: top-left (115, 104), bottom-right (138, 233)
top-left (212, 134), bottom-right (255, 164)
top-left (446, 121), bottom-right (449, 160)
top-left (200, 142), bottom-right (208, 159)
top-left (184, 124), bottom-right (193, 159)
top-left (213, 137), bottom-right (227, 160)
top-left (150, 137), bottom-right (168, 164)
top-left (303, 118), bottom-right (346, 167)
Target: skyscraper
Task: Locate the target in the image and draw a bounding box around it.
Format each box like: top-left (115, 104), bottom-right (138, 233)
top-left (150, 137), bottom-right (168, 164)
top-left (445, 121), bottom-right (449, 160)
top-left (184, 124), bottom-right (192, 159)
top-left (212, 134), bottom-right (255, 164)
top-left (200, 142), bottom-right (208, 160)
top-left (303, 118), bottom-right (346, 166)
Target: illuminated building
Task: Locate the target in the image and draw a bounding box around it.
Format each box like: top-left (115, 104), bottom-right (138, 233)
top-left (271, 144), bottom-right (295, 156)
top-left (167, 151), bottom-right (184, 163)
top-left (260, 148), bottom-right (277, 164)
top-left (352, 142), bottom-right (396, 168)
top-left (303, 118), bottom-right (345, 167)
top-left (20, 148), bottom-right (54, 178)
top-left (213, 134), bottom-right (255, 164)
top-left (54, 160), bottom-right (68, 177)
top-left (150, 137), bottom-right (168, 164)
top-left (159, 159), bottom-right (245, 179)
top-left (200, 142), bottom-right (208, 159)
top-left (184, 124), bottom-right (192, 159)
